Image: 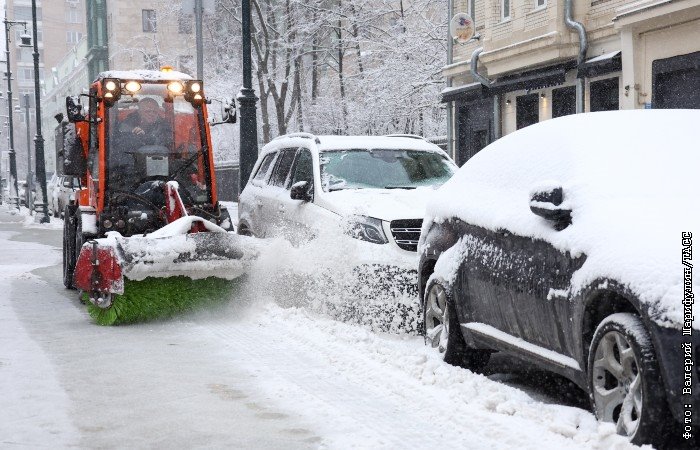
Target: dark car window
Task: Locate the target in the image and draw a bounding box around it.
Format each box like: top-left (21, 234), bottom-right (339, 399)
top-left (252, 152), bottom-right (277, 182)
top-left (270, 148), bottom-right (297, 187)
top-left (289, 149), bottom-right (313, 189)
top-left (62, 177), bottom-right (79, 188)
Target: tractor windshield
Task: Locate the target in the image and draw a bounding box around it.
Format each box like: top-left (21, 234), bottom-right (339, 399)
top-left (106, 83), bottom-right (210, 206)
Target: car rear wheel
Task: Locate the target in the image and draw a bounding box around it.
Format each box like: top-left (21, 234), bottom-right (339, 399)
top-left (588, 312), bottom-right (670, 446)
top-left (424, 278), bottom-right (490, 371)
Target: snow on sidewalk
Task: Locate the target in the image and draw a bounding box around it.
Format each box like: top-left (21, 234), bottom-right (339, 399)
top-left (0, 228), bottom-right (79, 447)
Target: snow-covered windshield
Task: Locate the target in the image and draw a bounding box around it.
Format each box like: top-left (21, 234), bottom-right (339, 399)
top-left (105, 83), bottom-right (210, 204)
top-left (319, 149), bottom-right (455, 192)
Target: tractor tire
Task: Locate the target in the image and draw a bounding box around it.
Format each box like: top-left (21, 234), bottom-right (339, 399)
top-left (62, 204), bottom-right (78, 289)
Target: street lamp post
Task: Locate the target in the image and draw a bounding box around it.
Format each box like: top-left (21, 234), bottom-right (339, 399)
top-left (30, 0), bottom-right (48, 222)
top-left (3, 17), bottom-right (30, 210)
top-left (23, 93), bottom-right (32, 213)
top-left (238, 0), bottom-right (258, 197)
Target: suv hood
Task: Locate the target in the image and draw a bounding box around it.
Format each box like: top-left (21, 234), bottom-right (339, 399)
top-left (323, 187), bottom-right (438, 221)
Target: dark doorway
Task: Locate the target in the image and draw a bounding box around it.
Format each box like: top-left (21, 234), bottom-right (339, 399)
top-left (552, 86), bottom-right (576, 118)
top-left (652, 51), bottom-right (700, 109)
top-left (590, 77), bottom-right (619, 112)
top-left (516, 94), bottom-right (539, 129)
top-left (456, 97), bottom-right (492, 166)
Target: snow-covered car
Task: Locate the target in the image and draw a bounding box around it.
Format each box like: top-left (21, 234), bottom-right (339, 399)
top-left (418, 110), bottom-right (699, 446)
top-left (239, 133), bottom-right (456, 322)
top-left (17, 180), bottom-right (34, 207)
top-left (51, 175), bottom-right (79, 217)
top-left (47, 173), bottom-right (61, 216)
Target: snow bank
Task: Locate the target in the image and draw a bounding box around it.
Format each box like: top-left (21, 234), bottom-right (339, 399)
top-left (425, 110), bottom-right (700, 330)
top-left (206, 302), bottom-right (639, 449)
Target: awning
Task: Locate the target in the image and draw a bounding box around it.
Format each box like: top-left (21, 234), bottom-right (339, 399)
top-left (489, 65), bottom-right (570, 94)
top-left (441, 82), bottom-right (488, 103)
top-left (578, 51), bottom-right (622, 78)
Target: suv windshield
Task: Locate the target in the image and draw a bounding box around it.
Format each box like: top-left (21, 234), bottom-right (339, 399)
top-left (319, 148), bottom-right (455, 192)
top-left (105, 83), bottom-right (209, 205)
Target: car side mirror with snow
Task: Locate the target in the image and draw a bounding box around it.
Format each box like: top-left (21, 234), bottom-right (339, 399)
top-left (290, 181), bottom-right (312, 202)
top-left (529, 186), bottom-right (571, 230)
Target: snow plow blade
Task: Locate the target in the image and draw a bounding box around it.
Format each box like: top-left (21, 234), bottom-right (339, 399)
top-left (73, 216), bottom-right (260, 325)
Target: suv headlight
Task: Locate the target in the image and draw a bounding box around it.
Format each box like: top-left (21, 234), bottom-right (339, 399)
top-left (344, 215), bottom-right (388, 244)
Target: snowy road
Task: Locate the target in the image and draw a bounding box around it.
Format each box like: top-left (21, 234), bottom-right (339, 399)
top-left (0, 207), bottom-right (639, 449)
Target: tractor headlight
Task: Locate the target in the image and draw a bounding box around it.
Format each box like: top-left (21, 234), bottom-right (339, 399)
top-left (345, 215), bottom-right (388, 245)
top-left (124, 80), bottom-right (141, 93)
top-left (102, 78), bottom-right (121, 106)
top-left (167, 81), bottom-right (184, 94)
top-left (185, 80), bottom-right (205, 105)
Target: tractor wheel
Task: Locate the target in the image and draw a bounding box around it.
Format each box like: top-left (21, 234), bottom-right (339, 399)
top-left (62, 204), bottom-right (78, 289)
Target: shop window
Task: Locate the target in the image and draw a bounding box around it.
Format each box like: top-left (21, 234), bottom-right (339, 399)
top-left (552, 86), bottom-right (576, 118)
top-left (516, 94), bottom-right (539, 129)
top-left (590, 78), bottom-right (619, 112)
top-left (652, 51), bottom-right (700, 109)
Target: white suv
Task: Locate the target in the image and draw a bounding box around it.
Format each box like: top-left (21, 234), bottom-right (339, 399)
top-left (238, 133), bottom-right (456, 274)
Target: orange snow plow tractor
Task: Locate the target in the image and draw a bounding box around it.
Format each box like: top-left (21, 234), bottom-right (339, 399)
top-left (60, 69), bottom-right (257, 325)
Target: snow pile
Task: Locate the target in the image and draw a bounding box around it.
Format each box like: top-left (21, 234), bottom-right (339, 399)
top-left (238, 226), bottom-right (421, 333)
top-left (425, 110), bottom-right (700, 330)
top-left (99, 69), bottom-right (193, 82)
top-left (1, 204), bottom-right (64, 230)
top-left (206, 302), bottom-right (639, 449)
top-left (146, 215), bottom-right (226, 237)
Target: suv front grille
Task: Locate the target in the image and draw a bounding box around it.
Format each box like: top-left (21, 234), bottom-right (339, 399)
top-left (390, 219), bottom-right (423, 252)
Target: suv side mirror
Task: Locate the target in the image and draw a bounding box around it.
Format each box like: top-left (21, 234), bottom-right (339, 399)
top-left (529, 185), bottom-right (571, 230)
top-left (65, 96), bottom-right (85, 122)
top-left (290, 181), bottom-right (312, 202)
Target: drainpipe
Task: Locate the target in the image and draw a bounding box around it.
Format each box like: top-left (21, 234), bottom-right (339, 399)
top-left (471, 47), bottom-right (490, 87)
top-left (564, 0), bottom-right (588, 113)
top-left (446, 0), bottom-right (454, 159)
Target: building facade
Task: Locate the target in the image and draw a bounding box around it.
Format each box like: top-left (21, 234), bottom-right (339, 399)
top-left (42, 0), bottom-right (196, 173)
top-left (4, 0), bottom-right (87, 176)
top-left (443, 0), bottom-right (700, 165)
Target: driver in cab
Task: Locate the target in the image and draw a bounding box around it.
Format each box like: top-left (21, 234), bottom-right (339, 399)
top-left (119, 97), bottom-right (173, 148)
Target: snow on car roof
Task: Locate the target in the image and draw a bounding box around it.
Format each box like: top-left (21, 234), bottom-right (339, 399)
top-left (97, 70), bottom-right (193, 82)
top-left (316, 135), bottom-right (443, 153)
top-left (424, 109), bottom-right (700, 330)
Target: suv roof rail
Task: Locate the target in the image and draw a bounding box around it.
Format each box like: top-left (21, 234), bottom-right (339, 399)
top-left (273, 132), bottom-right (321, 144)
top-left (384, 134), bottom-right (426, 141)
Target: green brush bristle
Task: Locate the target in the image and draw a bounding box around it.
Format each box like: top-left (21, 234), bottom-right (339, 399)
top-left (85, 276), bottom-right (237, 326)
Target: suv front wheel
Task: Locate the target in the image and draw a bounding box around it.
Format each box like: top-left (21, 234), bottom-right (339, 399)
top-left (423, 277), bottom-right (490, 371)
top-left (588, 312), bottom-right (670, 446)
